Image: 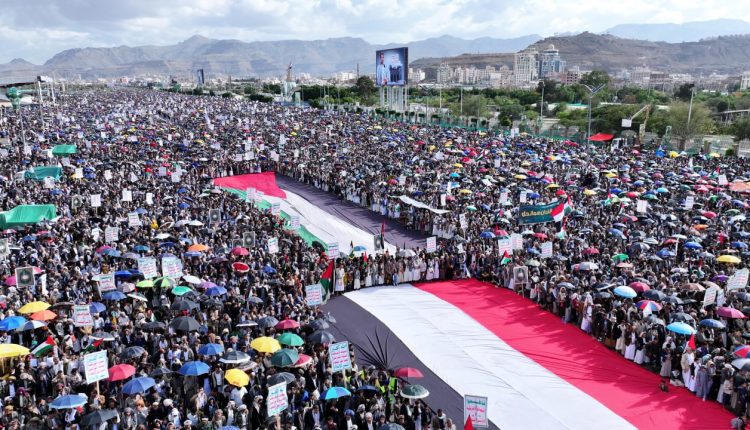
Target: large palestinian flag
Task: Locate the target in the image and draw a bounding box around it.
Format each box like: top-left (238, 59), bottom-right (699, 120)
top-left (213, 172), bottom-right (396, 255)
top-left (326, 280), bottom-right (733, 430)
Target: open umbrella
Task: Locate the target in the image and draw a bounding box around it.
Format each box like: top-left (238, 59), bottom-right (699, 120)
top-left (108, 364), bottom-right (136, 382)
top-left (150, 367), bottom-right (173, 378)
top-left (225, 368), bottom-right (250, 387)
top-left (198, 343), bottom-right (225, 356)
top-left (275, 319), bottom-right (300, 330)
top-left (308, 330), bottom-right (335, 344)
top-left (277, 332), bottom-right (304, 347)
top-left (49, 394), bottom-right (87, 410)
top-left (170, 316), bottom-right (200, 332)
top-left (613, 286), bottom-right (637, 299)
top-left (220, 350), bottom-right (252, 364)
top-left (717, 307), bottom-right (746, 319)
top-left (179, 361), bottom-right (210, 376)
top-left (268, 372), bottom-right (296, 386)
top-left (256, 316), bottom-right (279, 329)
top-left (121, 377), bottom-right (156, 395)
top-left (120, 346), bottom-right (147, 360)
top-left (0, 316), bottom-right (27, 331)
top-left (700, 319), bottom-right (726, 329)
top-left (400, 384), bottom-right (430, 399)
top-left (394, 367), bottom-right (424, 378)
top-left (321, 386), bottom-right (352, 400)
top-left (80, 409), bottom-right (118, 427)
top-left (250, 337), bottom-right (281, 354)
top-left (271, 349), bottom-right (299, 367)
top-left (18, 301), bottom-right (50, 314)
top-left (667, 322), bottom-right (696, 335)
top-left (0, 344), bottom-right (29, 358)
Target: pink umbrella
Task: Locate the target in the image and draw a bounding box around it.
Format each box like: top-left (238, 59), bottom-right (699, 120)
top-left (294, 353), bottom-right (313, 367)
top-left (230, 247), bottom-right (249, 256)
top-left (275, 319), bottom-right (300, 330)
top-left (629, 282), bottom-right (650, 293)
top-left (3, 276), bottom-right (16, 286)
top-left (583, 247), bottom-right (600, 255)
top-left (717, 307), bottom-right (746, 319)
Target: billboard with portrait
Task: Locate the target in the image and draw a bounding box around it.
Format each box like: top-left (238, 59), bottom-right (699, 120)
top-left (375, 48), bottom-right (408, 86)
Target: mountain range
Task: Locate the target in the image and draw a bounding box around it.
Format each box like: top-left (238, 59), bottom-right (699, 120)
top-left (411, 32), bottom-right (750, 75)
top-left (0, 34), bottom-right (541, 80)
top-left (1, 18), bottom-right (750, 80)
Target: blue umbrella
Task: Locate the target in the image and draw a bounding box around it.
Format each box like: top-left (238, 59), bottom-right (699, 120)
top-left (134, 245), bottom-right (150, 252)
top-left (114, 270), bottom-right (133, 277)
top-left (178, 202), bottom-right (190, 209)
top-left (353, 245), bottom-right (367, 252)
top-left (50, 189), bottom-right (63, 195)
top-left (479, 231), bottom-right (495, 239)
top-left (102, 291), bottom-right (127, 301)
top-left (177, 188), bottom-right (188, 194)
top-left (684, 242), bottom-right (702, 250)
top-left (657, 249), bottom-right (676, 258)
top-left (22, 235), bottom-right (36, 242)
top-left (0, 316), bottom-right (26, 331)
top-left (122, 377), bottom-right (156, 395)
top-left (667, 322), bottom-right (696, 335)
top-left (699, 319), bottom-right (726, 329)
top-left (321, 386), bottom-right (352, 400)
top-left (198, 343), bottom-right (224, 356)
top-left (50, 394), bottom-right (88, 410)
top-left (179, 361), bottom-right (210, 376)
top-left (613, 286), bottom-right (637, 299)
top-left (103, 248), bottom-right (121, 257)
top-left (609, 228), bottom-right (625, 237)
top-left (159, 242), bottom-right (176, 248)
top-left (263, 264), bottom-right (277, 274)
top-left (89, 302), bottom-right (106, 314)
top-left (732, 242), bottom-right (749, 249)
top-left (135, 208), bottom-right (148, 215)
top-left (356, 385), bottom-right (379, 392)
top-left (205, 286), bottom-right (228, 296)
top-left (184, 251), bottom-right (202, 257)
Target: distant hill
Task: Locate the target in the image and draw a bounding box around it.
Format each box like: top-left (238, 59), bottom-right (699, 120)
top-left (0, 34), bottom-right (541, 79)
top-left (411, 32), bottom-right (750, 75)
top-left (605, 19), bottom-right (750, 43)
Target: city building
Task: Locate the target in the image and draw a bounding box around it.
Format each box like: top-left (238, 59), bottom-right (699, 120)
top-left (742, 71), bottom-right (750, 90)
top-left (333, 71), bottom-right (356, 83)
top-left (538, 44), bottom-right (566, 78)
top-left (514, 49), bottom-right (539, 87)
top-left (409, 68), bottom-right (426, 83)
top-left (437, 64), bottom-right (452, 85)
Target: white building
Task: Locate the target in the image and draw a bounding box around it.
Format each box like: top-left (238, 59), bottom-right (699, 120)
top-left (742, 71), bottom-right (750, 90)
top-left (409, 68), bottom-right (426, 83)
top-left (514, 49), bottom-right (539, 87)
top-left (333, 71), bottom-right (356, 83)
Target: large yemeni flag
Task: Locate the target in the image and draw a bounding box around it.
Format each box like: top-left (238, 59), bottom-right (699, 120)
top-left (335, 280), bottom-right (733, 430)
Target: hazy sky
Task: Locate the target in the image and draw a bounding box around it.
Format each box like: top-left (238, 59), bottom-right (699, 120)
top-left (2, 0), bottom-right (748, 63)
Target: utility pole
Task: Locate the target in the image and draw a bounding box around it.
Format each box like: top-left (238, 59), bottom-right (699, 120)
top-left (539, 80), bottom-right (545, 134)
top-left (687, 84), bottom-right (696, 131)
top-left (583, 83), bottom-right (605, 151)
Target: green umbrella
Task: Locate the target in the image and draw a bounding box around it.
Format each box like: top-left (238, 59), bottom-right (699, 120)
top-left (466, 205), bottom-right (477, 212)
top-left (643, 194), bottom-right (658, 200)
top-left (51, 144), bottom-right (77, 156)
top-left (154, 276), bottom-right (177, 288)
top-left (612, 254), bottom-right (629, 262)
top-left (400, 384), bottom-right (429, 399)
top-left (277, 332), bottom-right (304, 347)
top-left (137, 280), bottom-right (154, 288)
top-left (270, 349), bottom-right (299, 367)
top-left (171, 286), bottom-right (193, 296)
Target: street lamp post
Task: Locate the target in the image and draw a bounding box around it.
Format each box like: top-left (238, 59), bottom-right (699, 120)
top-left (583, 83), bottom-right (605, 151)
top-left (539, 81), bottom-right (545, 135)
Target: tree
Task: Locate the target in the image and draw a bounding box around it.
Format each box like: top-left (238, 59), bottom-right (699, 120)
top-left (354, 76), bottom-right (376, 103)
top-left (674, 83), bottom-right (695, 102)
top-left (451, 95), bottom-right (489, 118)
top-left (666, 101), bottom-right (714, 139)
top-left (244, 85), bottom-right (256, 95)
top-left (732, 117), bottom-right (750, 141)
top-left (580, 70), bottom-right (610, 88)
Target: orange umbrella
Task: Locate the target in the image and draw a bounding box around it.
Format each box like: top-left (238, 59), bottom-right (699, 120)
top-left (188, 244), bottom-right (209, 252)
top-left (30, 310), bottom-right (57, 321)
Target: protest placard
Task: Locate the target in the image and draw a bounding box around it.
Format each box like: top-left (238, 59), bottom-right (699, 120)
top-left (90, 194), bottom-right (102, 208)
top-left (728, 269), bottom-right (750, 291)
top-left (290, 215), bottom-right (300, 230)
top-left (266, 382), bottom-right (288, 417)
top-left (105, 226), bottom-right (119, 243)
top-left (73, 305), bottom-right (94, 327)
top-left (137, 258), bottom-right (158, 279)
top-left (426, 236), bottom-right (437, 253)
top-left (305, 284), bottom-right (323, 306)
top-left (541, 242), bottom-right (553, 259)
top-left (464, 395), bottom-right (489, 428)
top-left (128, 212), bottom-right (141, 227)
top-left (267, 238), bottom-right (279, 254)
top-left (162, 257), bottom-right (184, 278)
top-left (329, 341), bottom-right (352, 372)
top-left (96, 273), bottom-right (116, 292)
top-left (327, 242), bottom-right (339, 258)
top-left (83, 351), bottom-right (109, 384)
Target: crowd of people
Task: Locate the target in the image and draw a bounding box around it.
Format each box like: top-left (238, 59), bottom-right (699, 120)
top-left (0, 88), bottom-right (749, 429)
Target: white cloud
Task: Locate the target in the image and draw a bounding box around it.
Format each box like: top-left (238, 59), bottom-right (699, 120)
top-left (0, 0), bottom-right (747, 63)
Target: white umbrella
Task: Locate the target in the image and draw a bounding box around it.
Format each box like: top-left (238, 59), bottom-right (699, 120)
top-left (188, 220), bottom-right (204, 226)
top-left (182, 275), bottom-right (202, 285)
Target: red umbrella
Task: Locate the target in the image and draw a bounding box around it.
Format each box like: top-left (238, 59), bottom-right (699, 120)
top-left (295, 353), bottom-right (313, 367)
top-left (717, 307), bottom-right (746, 319)
top-left (582, 247), bottom-right (600, 255)
top-left (702, 211), bottom-right (717, 219)
top-left (230, 247), bottom-right (249, 256)
top-left (275, 319), bottom-right (300, 330)
top-left (629, 282), bottom-right (650, 293)
top-left (232, 262), bottom-right (250, 273)
top-left (533, 233), bottom-right (548, 240)
top-left (394, 367), bottom-right (424, 378)
top-left (109, 364), bottom-right (136, 382)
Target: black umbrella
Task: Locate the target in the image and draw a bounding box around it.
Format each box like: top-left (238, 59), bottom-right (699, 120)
top-left (247, 296), bottom-right (264, 305)
top-left (170, 316), bottom-right (200, 332)
top-left (308, 330), bottom-right (335, 344)
top-left (308, 319), bottom-right (330, 330)
top-left (671, 312), bottom-right (694, 323)
top-left (80, 409), bottom-right (118, 427)
top-left (141, 321), bottom-right (166, 331)
top-left (643, 290), bottom-right (667, 301)
top-left (120, 346), bottom-right (147, 360)
top-left (150, 367), bottom-right (173, 377)
top-left (220, 350), bottom-right (252, 364)
top-left (267, 372), bottom-right (295, 385)
top-left (256, 316), bottom-right (279, 329)
top-left (171, 300), bottom-right (199, 311)
top-left (664, 296), bottom-right (683, 305)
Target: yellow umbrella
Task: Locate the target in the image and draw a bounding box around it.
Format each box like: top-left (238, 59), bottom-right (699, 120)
top-left (18, 301), bottom-right (50, 314)
top-left (225, 368), bottom-right (250, 386)
top-left (709, 152), bottom-right (721, 158)
top-left (546, 184), bottom-right (560, 189)
top-left (453, 163), bottom-right (463, 168)
top-left (717, 255), bottom-right (741, 264)
top-left (427, 145), bottom-right (436, 151)
top-left (514, 174), bottom-right (527, 180)
top-left (521, 161), bottom-right (531, 167)
top-left (250, 336), bottom-right (281, 354)
top-left (458, 189), bottom-right (473, 195)
top-left (605, 172), bottom-right (617, 178)
top-left (583, 189), bottom-right (598, 196)
top-left (0, 344), bottom-right (29, 358)
top-left (668, 151), bottom-right (680, 158)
